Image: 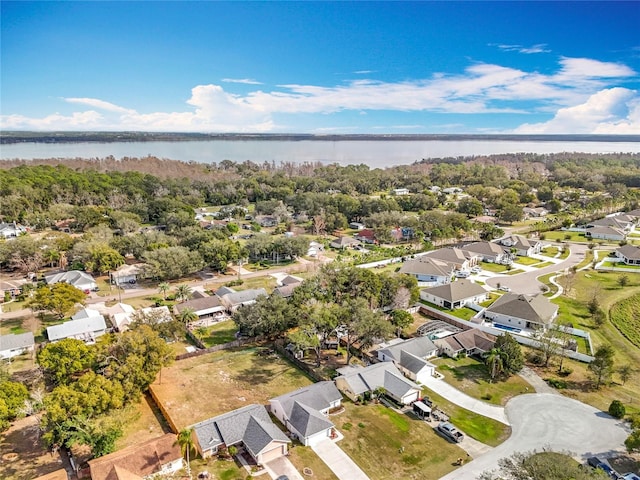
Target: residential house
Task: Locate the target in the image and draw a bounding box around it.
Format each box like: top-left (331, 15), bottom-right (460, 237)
top-left (399, 256), bottom-right (453, 285)
top-left (335, 362), bottom-right (421, 405)
top-left (483, 293), bottom-right (558, 330)
top-left (442, 187), bottom-right (462, 194)
top-left (273, 283), bottom-right (301, 298)
top-left (393, 188), bottom-right (410, 196)
top-left (269, 381), bottom-right (342, 446)
top-left (390, 227), bottom-right (415, 243)
top-left (523, 207), bottom-right (548, 218)
top-left (349, 222), bottom-right (366, 230)
top-left (377, 336), bottom-right (438, 363)
top-left (175, 294), bottom-right (226, 323)
top-left (420, 279), bottom-right (488, 310)
top-left (45, 271), bottom-right (97, 293)
top-left (585, 225), bottom-right (627, 242)
top-left (219, 288), bottom-right (268, 313)
top-left (0, 222), bottom-right (27, 238)
top-left (330, 236), bottom-right (360, 250)
top-left (307, 241), bottom-right (324, 257)
top-left (355, 229), bottom-right (377, 244)
top-left (278, 274), bottom-right (303, 287)
top-left (258, 216), bottom-right (278, 228)
top-left (0, 332), bottom-right (35, 359)
top-left (498, 235), bottom-right (542, 257)
top-left (461, 241), bottom-right (509, 264)
top-left (109, 263), bottom-right (144, 286)
top-left (46, 309), bottom-right (107, 343)
top-left (33, 470), bottom-right (67, 480)
top-left (425, 248), bottom-right (473, 271)
top-left (192, 404), bottom-right (290, 464)
top-left (616, 244), bottom-right (640, 265)
top-left (88, 433), bottom-right (183, 480)
top-left (96, 302), bottom-right (136, 331)
top-left (139, 305), bottom-right (174, 323)
top-left (435, 329), bottom-right (496, 358)
top-left (0, 279), bottom-right (27, 298)
top-left (397, 350), bottom-right (435, 384)
top-left (590, 214), bottom-right (635, 231)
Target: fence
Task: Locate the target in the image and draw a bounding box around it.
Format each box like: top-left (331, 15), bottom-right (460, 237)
top-left (273, 341), bottom-right (330, 382)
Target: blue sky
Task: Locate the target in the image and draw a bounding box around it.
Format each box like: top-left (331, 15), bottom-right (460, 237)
top-left (1, 1), bottom-right (639, 133)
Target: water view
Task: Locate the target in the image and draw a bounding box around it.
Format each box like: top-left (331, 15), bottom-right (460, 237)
top-left (2, 139), bottom-right (640, 167)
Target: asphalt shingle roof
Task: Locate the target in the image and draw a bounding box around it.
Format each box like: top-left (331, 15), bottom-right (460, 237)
top-left (377, 336), bottom-right (437, 363)
top-left (617, 244), bottom-right (640, 260)
top-left (0, 332), bottom-right (34, 353)
top-left (421, 279), bottom-right (486, 303)
top-left (485, 293), bottom-right (558, 325)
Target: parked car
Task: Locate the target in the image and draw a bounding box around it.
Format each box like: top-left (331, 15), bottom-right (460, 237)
top-left (587, 457), bottom-right (619, 479)
top-left (455, 270), bottom-right (470, 278)
top-left (471, 266), bottom-right (482, 274)
top-left (437, 422), bottom-right (464, 443)
top-left (498, 286), bottom-right (511, 292)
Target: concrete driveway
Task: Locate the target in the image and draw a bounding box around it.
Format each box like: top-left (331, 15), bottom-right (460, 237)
top-left (311, 438), bottom-right (370, 480)
top-left (265, 456), bottom-right (304, 480)
top-left (485, 243), bottom-right (589, 294)
top-left (439, 393), bottom-right (629, 480)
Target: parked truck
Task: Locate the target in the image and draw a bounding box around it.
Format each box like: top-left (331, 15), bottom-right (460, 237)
top-left (437, 422), bottom-right (464, 443)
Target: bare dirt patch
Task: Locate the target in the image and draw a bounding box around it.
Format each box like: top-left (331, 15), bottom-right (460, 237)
top-left (0, 416), bottom-right (66, 480)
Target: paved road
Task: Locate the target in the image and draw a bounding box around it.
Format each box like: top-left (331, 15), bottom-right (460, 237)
top-left (485, 243), bottom-right (589, 294)
top-left (311, 438), bottom-right (370, 480)
top-left (439, 393), bottom-right (629, 480)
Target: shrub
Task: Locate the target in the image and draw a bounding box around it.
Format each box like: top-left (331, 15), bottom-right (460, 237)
top-left (558, 368), bottom-right (573, 377)
top-left (358, 422), bottom-right (366, 428)
top-left (342, 422), bottom-right (352, 431)
top-left (609, 400), bottom-right (626, 419)
top-left (546, 378), bottom-right (567, 389)
top-left (481, 393), bottom-right (493, 401)
top-left (527, 351), bottom-right (545, 365)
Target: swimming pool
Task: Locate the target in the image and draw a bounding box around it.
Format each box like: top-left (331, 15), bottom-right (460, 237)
top-left (493, 323), bottom-right (521, 333)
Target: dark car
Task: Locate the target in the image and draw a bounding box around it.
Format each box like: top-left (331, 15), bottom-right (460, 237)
top-left (275, 476), bottom-right (290, 480)
top-left (587, 457), bottom-right (619, 479)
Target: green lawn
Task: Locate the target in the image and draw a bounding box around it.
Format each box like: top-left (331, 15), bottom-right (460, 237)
top-left (432, 356), bottom-right (533, 406)
top-left (515, 256), bottom-right (543, 266)
top-left (448, 307), bottom-right (478, 321)
top-left (480, 262), bottom-right (510, 273)
top-left (533, 261), bottom-right (554, 268)
top-left (505, 269), bottom-right (525, 275)
top-left (288, 443), bottom-right (339, 480)
top-left (194, 320), bottom-right (238, 347)
top-left (539, 246), bottom-right (560, 257)
top-left (336, 402), bottom-right (464, 480)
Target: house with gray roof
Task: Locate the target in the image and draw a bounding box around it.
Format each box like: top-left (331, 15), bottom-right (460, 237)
top-left (585, 225), bottom-right (627, 242)
top-left (425, 247), bottom-right (473, 271)
top-left (616, 244), bottom-right (640, 265)
top-left (45, 270), bottom-right (97, 293)
top-left (420, 279), bottom-right (487, 310)
top-left (334, 362), bottom-right (421, 405)
top-left (399, 256), bottom-right (453, 285)
top-left (174, 294), bottom-right (226, 323)
top-left (498, 235), bottom-right (542, 257)
top-left (220, 288), bottom-right (267, 313)
top-left (330, 236), bottom-right (360, 250)
top-left (461, 241), bottom-right (509, 264)
top-left (46, 311), bottom-right (107, 343)
top-left (191, 404), bottom-right (290, 465)
top-left (377, 336), bottom-right (438, 363)
top-left (0, 332), bottom-right (35, 359)
top-left (483, 293), bottom-right (558, 330)
top-left (397, 350), bottom-right (435, 384)
top-left (435, 329), bottom-right (496, 358)
top-left (269, 381), bottom-right (342, 446)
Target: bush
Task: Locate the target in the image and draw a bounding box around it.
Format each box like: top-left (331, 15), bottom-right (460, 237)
top-left (342, 422), bottom-right (352, 431)
top-left (609, 400), bottom-right (626, 419)
top-left (358, 422), bottom-right (366, 428)
top-left (527, 351), bottom-right (545, 365)
top-left (558, 368), bottom-right (573, 377)
top-left (481, 393), bottom-right (493, 401)
top-left (546, 378), bottom-right (568, 389)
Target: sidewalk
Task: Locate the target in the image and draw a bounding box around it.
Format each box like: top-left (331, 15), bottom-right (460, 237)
top-left (420, 375), bottom-right (510, 425)
top-left (311, 437), bottom-right (370, 480)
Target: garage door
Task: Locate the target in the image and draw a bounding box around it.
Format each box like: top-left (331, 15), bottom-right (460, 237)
top-left (260, 444), bottom-right (284, 463)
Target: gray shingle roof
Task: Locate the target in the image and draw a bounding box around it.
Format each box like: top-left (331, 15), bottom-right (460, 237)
top-left (175, 295), bottom-right (223, 314)
top-left (485, 293), bottom-right (558, 325)
top-left (421, 279), bottom-right (486, 302)
top-left (271, 381), bottom-right (342, 415)
top-left (288, 402), bottom-right (334, 437)
top-left (383, 369), bottom-right (418, 400)
top-left (617, 244), bottom-right (640, 260)
top-left (336, 362), bottom-right (419, 400)
top-left (0, 332), bottom-right (34, 353)
top-left (399, 256), bottom-right (452, 277)
top-left (45, 271), bottom-right (96, 289)
top-left (221, 288), bottom-right (267, 306)
top-left (47, 316), bottom-right (107, 342)
top-left (425, 248), bottom-right (470, 266)
top-left (462, 241), bottom-right (505, 256)
top-left (399, 350), bottom-right (431, 375)
top-left (378, 336), bottom-right (437, 362)
top-left (192, 404), bottom-right (289, 454)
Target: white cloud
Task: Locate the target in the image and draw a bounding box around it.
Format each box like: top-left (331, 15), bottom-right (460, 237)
top-left (2, 56), bottom-right (637, 132)
top-left (513, 87), bottom-right (640, 134)
top-left (494, 43), bottom-right (551, 54)
top-left (221, 78), bottom-right (263, 85)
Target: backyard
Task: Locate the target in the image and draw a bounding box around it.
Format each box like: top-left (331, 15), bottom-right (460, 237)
top-left (432, 356), bottom-right (533, 406)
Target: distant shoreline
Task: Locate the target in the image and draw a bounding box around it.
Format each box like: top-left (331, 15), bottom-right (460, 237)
top-left (2, 131), bottom-right (639, 144)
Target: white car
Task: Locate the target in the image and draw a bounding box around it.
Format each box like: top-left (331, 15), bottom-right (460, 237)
top-left (455, 270), bottom-right (470, 278)
top-left (471, 266), bottom-right (482, 274)
top-left (498, 286), bottom-right (511, 292)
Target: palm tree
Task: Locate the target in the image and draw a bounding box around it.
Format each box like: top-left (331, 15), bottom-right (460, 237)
top-left (176, 284), bottom-right (192, 302)
top-left (158, 282), bottom-right (170, 301)
top-left (485, 348), bottom-right (506, 382)
top-left (175, 428), bottom-right (194, 480)
top-left (179, 307), bottom-right (198, 325)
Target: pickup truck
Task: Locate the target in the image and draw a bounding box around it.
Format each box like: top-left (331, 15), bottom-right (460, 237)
top-left (437, 422), bottom-right (464, 443)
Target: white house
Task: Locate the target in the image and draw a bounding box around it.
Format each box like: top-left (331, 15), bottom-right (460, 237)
top-left (47, 309), bottom-right (107, 343)
top-left (88, 433), bottom-right (183, 480)
top-left (0, 222), bottom-right (27, 239)
top-left (95, 302), bottom-right (136, 331)
top-left (461, 241), bottom-right (509, 264)
top-left (269, 381), bottom-right (342, 446)
top-left (420, 279), bottom-right (488, 310)
top-left (393, 188), bottom-right (410, 196)
top-left (616, 244), bottom-right (640, 265)
top-left (483, 293), bottom-right (558, 330)
top-left (0, 332), bottom-right (35, 359)
top-left (45, 271), bottom-right (97, 293)
top-left (377, 336), bottom-right (438, 363)
top-left (585, 225), bottom-right (627, 242)
top-left (498, 235), bottom-right (542, 257)
top-left (109, 264), bottom-right (144, 286)
top-left (399, 256), bottom-right (453, 285)
top-left (192, 404), bottom-right (290, 464)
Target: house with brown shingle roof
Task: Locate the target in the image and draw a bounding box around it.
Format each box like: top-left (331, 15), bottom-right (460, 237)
top-left (420, 279), bottom-right (487, 309)
top-left (483, 293), bottom-right (558, 330)
top-left (435, 329), bottom-right (496, 358)
top-left (88, 433), bottom-right (183, 480)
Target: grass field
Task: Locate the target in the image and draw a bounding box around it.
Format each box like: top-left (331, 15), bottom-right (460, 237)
top-left (448, 307), bottom-right (478, 321)
top-left (480, 262), bottom-right (510, 273)
top-left (432, 356), bottom-right (533, 406)
top-left (539, 246), bottom-right (560, 257)
top-left (115, 394), bottom-right (172, 450)
top-left (195, 320), bottom-right (238, 347)
top-left (149, 347), bottom-right (314, 430)
top-left (515, 256), bottom-right (543, 266)
top-left (610, 292), bottom-right (640, 348)
top-left (337, 402), bottom-right (464, 480)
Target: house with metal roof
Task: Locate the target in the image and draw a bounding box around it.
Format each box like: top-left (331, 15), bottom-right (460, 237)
top-left (483, 293), bottom-right (558, 330)
top-left (0, 332), bottom-right (35, 359)
top-left (88, 433), bottom-right (183, 480)
top-left (616, 244), bottom-right (640, 265)
top-left (269, 381), bottom-right (342, 446)
top-left (45, 270), bottom-right (97, 292)
top-left (420, 279), bottom-right (488, 310)
top-left (46, 310), bottom-right (107, 343)
top-left (334, 362), bottom-right (421, 405)
top-left (191, 404), bottom-right (290, 464)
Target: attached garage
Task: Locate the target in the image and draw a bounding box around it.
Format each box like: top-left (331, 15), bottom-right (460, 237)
top-left (257, 442), bottom-right (288, 464)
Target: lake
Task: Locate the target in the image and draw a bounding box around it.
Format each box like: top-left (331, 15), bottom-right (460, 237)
top-left (1, 139), bottom-right (639, 168)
